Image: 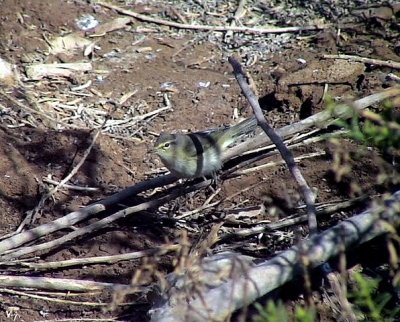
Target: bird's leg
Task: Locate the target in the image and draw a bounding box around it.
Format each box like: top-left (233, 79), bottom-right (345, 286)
top-left (210, 171), bottom-right (221, 191)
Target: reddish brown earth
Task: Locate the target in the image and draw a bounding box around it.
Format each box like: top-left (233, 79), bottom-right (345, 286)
top-left (0, 0), bottom-right (399, 321)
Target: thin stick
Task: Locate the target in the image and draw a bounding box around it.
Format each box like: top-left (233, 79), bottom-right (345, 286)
top-left (233, 151), bottom-right (326, 176)
top-left (14, 244), bottom-right (180, 270)
top-left (0, 288), bottom-right (116, 307)
top-left (97, 1), bottom-right (328, 35)
top-left (42, 177), bottom-right (100, 192)
top-left (0, 275), bottom-right (126, 291)
top-left (175, 200), bottom-right (220, 220)
top-left (323, 54), bottom-right (400, 69)
top-left (228, 56), bottom-right (318, 235)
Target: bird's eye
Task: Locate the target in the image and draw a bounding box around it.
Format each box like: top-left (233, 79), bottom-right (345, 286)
top-left (163, 142), bottom-right (170, 149)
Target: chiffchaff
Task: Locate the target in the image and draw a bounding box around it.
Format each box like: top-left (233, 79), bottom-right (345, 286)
top-left (153, 117), bottom-right (257, 178)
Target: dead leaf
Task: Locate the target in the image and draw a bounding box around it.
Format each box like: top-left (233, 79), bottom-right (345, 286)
top-left (90, 17), bottom-right (132, 37)
top-left (48, 33), bottom-right (93, 55)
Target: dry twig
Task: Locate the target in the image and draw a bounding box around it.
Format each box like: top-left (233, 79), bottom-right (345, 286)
top-left (0, 275), bottom-right (126, 291)
top-left (42, 177), bottom-right (100, 192)
top-left (323, 54), bottom-right (400, 69)
top-left (233, 151), bottom-right (326, 176)
top-left (0, 288), bottom-right (116, 307)
top-left (97, 1), bottom-right (328, 35)
top-left (14, 244), bottom-right (180, 271)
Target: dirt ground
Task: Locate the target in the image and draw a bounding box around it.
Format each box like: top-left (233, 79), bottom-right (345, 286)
top-left (0, 0), bottom-right (399, 321)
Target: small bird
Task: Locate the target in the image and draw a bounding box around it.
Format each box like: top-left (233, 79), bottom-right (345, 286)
top-left (153, 117), bottom-right (258, 178)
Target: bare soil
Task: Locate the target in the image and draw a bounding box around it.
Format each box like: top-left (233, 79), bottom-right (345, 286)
top-left (0, 0), bottom-right (399, 321)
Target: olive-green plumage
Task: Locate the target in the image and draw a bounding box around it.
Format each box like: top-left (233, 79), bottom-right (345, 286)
top-left (153, 117), bottom-right (257, 178)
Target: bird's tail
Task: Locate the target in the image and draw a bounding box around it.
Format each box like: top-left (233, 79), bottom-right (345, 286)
top-left (218, 116), bottom-right (258, 150)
